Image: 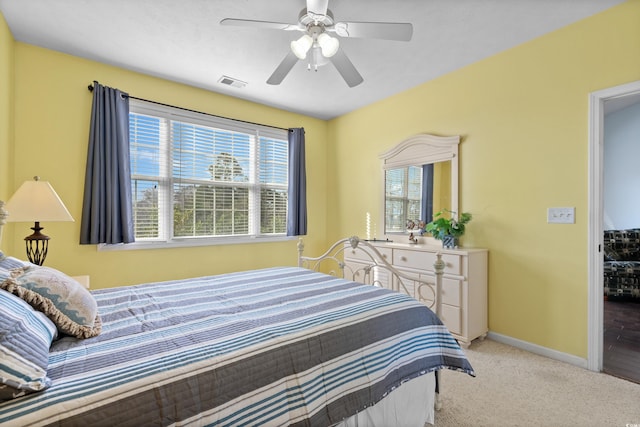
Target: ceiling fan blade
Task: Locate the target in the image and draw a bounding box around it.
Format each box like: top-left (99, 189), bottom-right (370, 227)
top-left (267, 51), bottom-right (299, 85)
top-left (220, 18), bottom-right (301, 31)
top-left (306, 0), bottom-right (329, 18)
top-left (333, 21), bottom-right (413, 41)
top-left (330, 48), bottom-right (363, 88)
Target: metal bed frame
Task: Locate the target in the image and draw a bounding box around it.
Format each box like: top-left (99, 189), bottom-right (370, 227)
top-left (297, 235), bottom-right (447, 410)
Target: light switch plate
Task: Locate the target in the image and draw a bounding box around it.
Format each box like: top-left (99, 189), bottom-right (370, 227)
top-left (547, 207), bottom-right (575, 224)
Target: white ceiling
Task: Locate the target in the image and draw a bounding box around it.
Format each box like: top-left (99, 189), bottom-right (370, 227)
top-left (0, 0), bottom-right (627, 120)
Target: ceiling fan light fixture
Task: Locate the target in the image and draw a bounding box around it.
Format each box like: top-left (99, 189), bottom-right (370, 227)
top-left (309, 45), bottom-right (330, 70)
top-left (317, 32), bottom-right (339, 58)
top-left (291, 34), bottom-right (313, 59)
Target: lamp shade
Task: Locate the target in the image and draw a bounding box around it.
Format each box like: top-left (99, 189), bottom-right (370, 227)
top-left (5, 177), bottom-right (74, 223)
top-left (317, 33), bottom-right (339, 58)
top-left (291, 34), bottom-right (313, 59)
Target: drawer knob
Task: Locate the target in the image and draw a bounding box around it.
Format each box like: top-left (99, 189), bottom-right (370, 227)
top-left (400, 256), bottom-right (407, 261)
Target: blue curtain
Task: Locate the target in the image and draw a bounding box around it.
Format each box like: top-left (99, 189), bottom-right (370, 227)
top-left (80, 81), bottom-right (134, 244)
top-left (422, 163), bottom-right (434, 223)
top-left (287, 128), bottom-right (307, 236)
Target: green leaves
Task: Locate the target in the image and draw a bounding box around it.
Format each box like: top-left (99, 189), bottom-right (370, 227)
top-left (425, 209), bottom-right (472, 240)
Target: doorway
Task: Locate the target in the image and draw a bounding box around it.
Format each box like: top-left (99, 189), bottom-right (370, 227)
top-left (588, 80), bottom-right (640, 376)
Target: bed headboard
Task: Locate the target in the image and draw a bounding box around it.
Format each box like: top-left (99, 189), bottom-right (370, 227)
top-left (297, 236), bottom-right (444, 317)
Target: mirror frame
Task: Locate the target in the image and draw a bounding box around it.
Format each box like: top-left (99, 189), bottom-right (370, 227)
top-left (379, 133), bottom-right (460, 238)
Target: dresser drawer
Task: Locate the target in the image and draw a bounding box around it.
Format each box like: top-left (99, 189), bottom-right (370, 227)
top-left (440, 304), bottom-right (462, 336)
top-left (415, 295), bottom-right (462, 336)
top-left (394, 249), bottom-right (461, 275)
top-left (345, 245), bottom-right (392, 263)
top-left (416, 277), bottom-right (461, 308)
top-left (442, 278), bottom-right (461, 307)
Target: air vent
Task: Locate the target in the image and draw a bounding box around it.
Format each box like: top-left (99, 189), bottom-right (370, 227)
top-left (218, 76), bottom-right (247, 88)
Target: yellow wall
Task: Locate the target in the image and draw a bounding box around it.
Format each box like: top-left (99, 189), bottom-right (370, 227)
top-left (328, 1), bottom-right (640, 358)
top-left (2, 1), bottom-right (639, 359)
top-left (6, 43), bottom-right (328, 288)
top-left (0, 12), bottom-right (12, 203)
top-left (433, 161), bottom-right (450, 214)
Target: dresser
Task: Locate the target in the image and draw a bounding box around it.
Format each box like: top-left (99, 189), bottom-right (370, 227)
top-left (343, 241), bottom-right (488, 347)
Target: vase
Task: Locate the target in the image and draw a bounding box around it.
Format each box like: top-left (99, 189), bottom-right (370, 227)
top-left (442, 235), bottom-right (458, 249)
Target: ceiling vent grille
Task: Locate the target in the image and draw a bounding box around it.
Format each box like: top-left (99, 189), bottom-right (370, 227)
top-left (218, 76), bottom-right (247, 88)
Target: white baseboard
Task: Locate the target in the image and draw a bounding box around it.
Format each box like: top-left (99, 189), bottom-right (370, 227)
top-left (487, 332), bottom-right (588, 369)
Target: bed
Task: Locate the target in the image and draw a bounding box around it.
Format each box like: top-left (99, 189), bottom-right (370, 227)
top-left (0, 235), bottom-right (474, 426)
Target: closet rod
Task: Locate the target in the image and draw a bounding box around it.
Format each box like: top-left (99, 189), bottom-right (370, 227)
top-left (87, 83), bottom-right (289, 132)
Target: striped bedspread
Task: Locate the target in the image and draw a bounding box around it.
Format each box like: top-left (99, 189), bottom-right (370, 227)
top-left (0, 267), bottom-right (473, 426)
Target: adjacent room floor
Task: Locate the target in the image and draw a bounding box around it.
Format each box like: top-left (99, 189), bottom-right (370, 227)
top-left (603, 299), bottom-right (640, 384)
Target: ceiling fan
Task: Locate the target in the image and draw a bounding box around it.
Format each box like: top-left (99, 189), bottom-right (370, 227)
top-left (220, 0), bottom-right (413, 88)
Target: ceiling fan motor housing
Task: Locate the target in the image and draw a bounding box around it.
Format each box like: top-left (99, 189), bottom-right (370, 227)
top-left (298, 8), bottom-right (334, 28)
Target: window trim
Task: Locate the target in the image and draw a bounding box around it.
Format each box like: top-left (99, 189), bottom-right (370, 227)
top-left (97, 235), bottom-right (297, 252)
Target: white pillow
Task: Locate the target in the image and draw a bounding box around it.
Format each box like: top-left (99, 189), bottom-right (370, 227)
top-left (0, 289), bottom-right (57, 401)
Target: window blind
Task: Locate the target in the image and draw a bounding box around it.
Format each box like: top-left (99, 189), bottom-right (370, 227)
top-left (385, 166), bottom-right (423, 232)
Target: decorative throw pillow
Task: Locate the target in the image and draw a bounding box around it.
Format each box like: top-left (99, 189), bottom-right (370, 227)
top-left (0, 289), bottom-right (57, 401)
top-left (1, 266), bottom-right (101, 339)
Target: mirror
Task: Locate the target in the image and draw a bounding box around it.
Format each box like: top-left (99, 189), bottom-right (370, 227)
top-left (380, 134), bottom-right (460, 237)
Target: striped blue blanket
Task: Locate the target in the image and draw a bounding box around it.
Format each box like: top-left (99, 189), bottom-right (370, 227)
top-left (0, 267), bottom-right (473, 426)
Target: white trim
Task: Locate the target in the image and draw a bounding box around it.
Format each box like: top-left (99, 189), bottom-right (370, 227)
top-left (98, 235), bottom-right (296, 251)
top-left (379, 134), bottom-right (460, 169)
top-left (587, 80), bottom-right (640, 372)
top-left (487, 332), bottom-right (587, 369)
top-left (587, 89), bottom-right (604, 372)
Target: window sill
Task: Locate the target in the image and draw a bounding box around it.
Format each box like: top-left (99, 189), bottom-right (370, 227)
top-left (97, 235), bottom-right (297, 252)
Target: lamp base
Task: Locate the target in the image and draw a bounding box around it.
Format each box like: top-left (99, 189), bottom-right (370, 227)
top-left (24, 221), bottom-right (50, 266)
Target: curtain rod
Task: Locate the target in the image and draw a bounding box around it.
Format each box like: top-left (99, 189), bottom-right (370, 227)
top-left (87, 84), bottom-right (289, 132)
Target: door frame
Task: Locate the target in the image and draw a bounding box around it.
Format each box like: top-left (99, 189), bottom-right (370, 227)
top-left (588, 80), bottom-right (640, 371)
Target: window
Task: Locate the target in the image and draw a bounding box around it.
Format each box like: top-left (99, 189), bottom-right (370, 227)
top-left (128, 100), bottom-right (288, 247)
top-left (384, 166), bottom-right (423, 233)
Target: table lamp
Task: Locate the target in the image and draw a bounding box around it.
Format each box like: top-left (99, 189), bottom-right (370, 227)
top-left (5, 176), bottom-right (74, 265)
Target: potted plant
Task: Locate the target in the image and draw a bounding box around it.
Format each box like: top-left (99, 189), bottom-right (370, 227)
top-left (425, 209), bottom-right (472, 248)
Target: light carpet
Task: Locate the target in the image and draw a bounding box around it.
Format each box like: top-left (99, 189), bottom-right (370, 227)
top-left (432, 339), bottom-right (640, 426)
